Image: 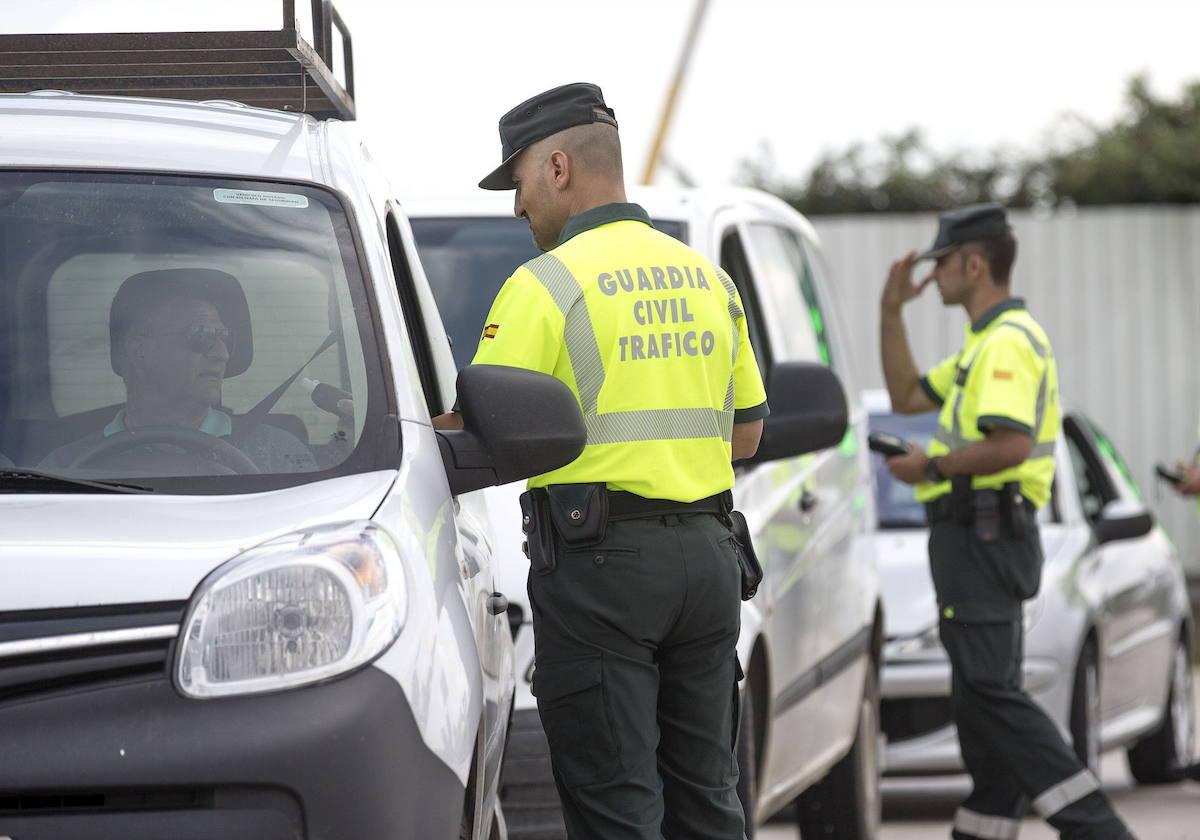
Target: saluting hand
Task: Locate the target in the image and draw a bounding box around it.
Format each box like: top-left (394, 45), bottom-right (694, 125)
top-left (881, 252), bottom-right (934, 314)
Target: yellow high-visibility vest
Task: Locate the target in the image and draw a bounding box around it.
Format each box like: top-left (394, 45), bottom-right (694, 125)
top-left (917, 299), bottom-right (1059, 508)
top-left (470, 202), bottom-right (768, 502)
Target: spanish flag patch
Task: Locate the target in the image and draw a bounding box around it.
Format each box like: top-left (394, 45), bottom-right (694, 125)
top-left (993, 370), bottom-right (1013, 380)
top-left (482, 323), bottom-right (500, 340)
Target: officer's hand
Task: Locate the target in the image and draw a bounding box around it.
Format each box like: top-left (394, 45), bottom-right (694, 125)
top-left (886, 446), bottom-right (927, 486)
top-left (881, 252), bottom-right (934, 314)
top-left (1176, 462), bottom-right (1200, 496)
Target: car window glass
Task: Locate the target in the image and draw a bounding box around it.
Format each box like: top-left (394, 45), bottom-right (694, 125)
top-left (719, 228), bottom-right (770, 381)
top-left (767, 224), bottom-right (836, 369)
top-left (1088, 420), bottom-right (1144, 502)
top-left (869, 411), bottom-right (937, 528)
top-left (743, 223), bottom-right (821, 364)
top-left (412, 216), bottom-right (685, 370)
top-left (1064, 432), bottom-right (1107, 519)
top-left (1, 172), bottom-right (386, 492)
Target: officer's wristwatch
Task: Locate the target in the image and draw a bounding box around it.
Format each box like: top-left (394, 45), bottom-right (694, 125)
top-left (924, 456), bottom-right (944, 483)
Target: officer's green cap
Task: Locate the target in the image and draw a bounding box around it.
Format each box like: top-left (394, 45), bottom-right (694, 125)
top-left (479, 82), bottom-right (618, 191)
top-left (917, 203), bottom-right (1012, 261)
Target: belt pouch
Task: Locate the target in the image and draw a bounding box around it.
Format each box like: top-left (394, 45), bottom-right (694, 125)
top-left (729, 510), bottom-right (764, 601)
top-left (972, 491), bottom-right (1001, 543)
top-left (1002, 481), bottom-right (1032, 535)
top-left (520, 489), bottom-right (558, 574)
top-left (547, 483), bottom-right (608, 547)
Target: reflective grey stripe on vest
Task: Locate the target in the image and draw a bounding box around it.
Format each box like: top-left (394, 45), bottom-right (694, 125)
top-left (953, 808), bottom-right (1020, 840)
top-left (1032, 768), bottom-right (1099, 818)
top-left (525, 252), bottom-right (605, 415)
top-left (586, 407), bottom-right (735, 445)
top-left (942, 318), bottom-right (1053, 457)
top-left (714, 268), bottom-right (743, 413)
top-left (523, 253), bottom-right (740, 445)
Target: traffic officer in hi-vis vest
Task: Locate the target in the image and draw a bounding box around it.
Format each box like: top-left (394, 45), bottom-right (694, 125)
top-left (880, 204), bottom-right (1135, 840)
top-left (434, 83), bottom-right (768, 840)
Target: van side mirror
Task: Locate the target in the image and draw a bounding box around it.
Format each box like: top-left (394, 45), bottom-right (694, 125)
top-left (1093, 497), bottom-right (1154, 544)
top-left (437, 365), bottom-right (586, 495)
top-left (748, 362), bottom-right (849, 464)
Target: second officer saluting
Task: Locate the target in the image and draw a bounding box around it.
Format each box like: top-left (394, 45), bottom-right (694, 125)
top-left (436, 83), bottom-right (768, 840)
top-left (880, 204), bottom-right (1134, 840)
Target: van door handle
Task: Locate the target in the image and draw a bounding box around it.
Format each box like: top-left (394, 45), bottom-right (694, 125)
top-left (799, 489), bottom-right (819, 513)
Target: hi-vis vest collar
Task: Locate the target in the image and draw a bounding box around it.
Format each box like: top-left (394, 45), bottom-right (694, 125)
top-left (971, 297), bottom-right (1027, 332)
top-left (557, 202), bottom-right (652, 247)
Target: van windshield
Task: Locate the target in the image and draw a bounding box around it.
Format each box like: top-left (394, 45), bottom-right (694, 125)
top-left (0, 172), bottom-right (391, 494)
top-left (412, 216), bottom-right (686, 369)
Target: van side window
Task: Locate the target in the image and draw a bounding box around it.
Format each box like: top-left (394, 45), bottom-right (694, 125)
top-left (773, 226), bottom-right (836, 370)
top-left (744, 223), bottom-right (823, 365)
top-left (719, 229), bottom-right (770, 380)
top-left (385, 212), bottom-right (442, 415)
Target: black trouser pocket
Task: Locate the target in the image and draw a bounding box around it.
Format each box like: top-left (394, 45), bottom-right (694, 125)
top-left (730, 658), bottom-right (745, 780)
top-left (532, 654), bottom-right (620, 787)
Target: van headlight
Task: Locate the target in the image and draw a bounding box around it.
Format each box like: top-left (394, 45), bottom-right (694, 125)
top-left (174, 521), bottom-right (407, 699)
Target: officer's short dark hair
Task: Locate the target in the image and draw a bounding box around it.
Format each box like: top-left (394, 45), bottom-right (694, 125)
top-left (966, 233), bottom-right (1017, 285)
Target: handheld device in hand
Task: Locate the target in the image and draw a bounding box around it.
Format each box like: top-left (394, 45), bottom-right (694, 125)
top-left (1155, 463), bottom-right (1184, 485)
top-left (868, 431), bottom-right (911, 458)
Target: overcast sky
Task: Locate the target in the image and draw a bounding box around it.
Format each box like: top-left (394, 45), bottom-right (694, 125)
top-left (9, 0), bottom-right (1200, 197)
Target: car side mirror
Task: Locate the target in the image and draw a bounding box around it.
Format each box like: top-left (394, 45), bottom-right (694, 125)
top-left (437, 365), bottom-right (586, 495)
top-left (748, 362), bottom-right (849, 464)
top-left (1093, 497), bottom-right (1154, 544)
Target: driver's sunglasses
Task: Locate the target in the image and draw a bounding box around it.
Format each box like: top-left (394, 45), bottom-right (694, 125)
top-left (150, 325), bottom-right (236, 356)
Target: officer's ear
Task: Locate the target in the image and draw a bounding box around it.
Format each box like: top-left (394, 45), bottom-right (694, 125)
top-left (548, 148), bottom-right (571, 191)
top-left (963, 248), bottom-right (988, 282)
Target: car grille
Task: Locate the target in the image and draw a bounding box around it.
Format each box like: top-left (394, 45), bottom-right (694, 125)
top-left (881, 696), bottom-right (954, 743)
top-left (0, 601), bottom-right (184, 702)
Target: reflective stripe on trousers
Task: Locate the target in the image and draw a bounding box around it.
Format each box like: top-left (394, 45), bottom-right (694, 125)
top-left (524, 252), bottom-right (739, 444)
top-left (1032, 769), bottom-right (1100, 818)
top-left (954, 807), bottom-right (1021, 839)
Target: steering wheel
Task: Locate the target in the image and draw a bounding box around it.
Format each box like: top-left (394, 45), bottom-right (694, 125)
top-left (67, 426), bottom-right (261, 475)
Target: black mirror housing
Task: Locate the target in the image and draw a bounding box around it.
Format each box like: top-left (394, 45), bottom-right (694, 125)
top-left (1093, 509), bottom-right (1155, 545)
top-left (749, 362), bottom-right (849, 464)
top-left (437, 365), bottom-right (586, 496)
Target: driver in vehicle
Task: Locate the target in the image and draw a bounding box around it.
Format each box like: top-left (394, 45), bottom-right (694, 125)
top-left (40, 268), bottom-right (318, 474)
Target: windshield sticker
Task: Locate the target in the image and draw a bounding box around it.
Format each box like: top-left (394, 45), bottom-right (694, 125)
top-left (213, 188), bottom-right (309, 209)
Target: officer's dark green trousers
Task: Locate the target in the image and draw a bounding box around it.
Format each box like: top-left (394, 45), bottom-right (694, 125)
top-left (929, 518), bottom-right (1133, 840)
top-left (527, 512), bottom-right (746, 840)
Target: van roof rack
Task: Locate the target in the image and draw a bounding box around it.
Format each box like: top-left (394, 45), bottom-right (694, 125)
top-left (0, 0), bottom-right (355, 120)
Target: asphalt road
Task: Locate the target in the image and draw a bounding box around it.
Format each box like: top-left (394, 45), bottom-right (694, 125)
top-left (761, 669), bottom-right (1199, 840)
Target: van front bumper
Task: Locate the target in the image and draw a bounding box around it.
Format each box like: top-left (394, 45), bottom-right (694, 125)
top-left (0, 665), bottom-right (464, 840)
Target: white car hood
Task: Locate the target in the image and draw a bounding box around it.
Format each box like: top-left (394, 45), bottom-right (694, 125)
top-left (0, 471), bottom-right (397, 611)
top-left (874, 528), bottom-right (938, 638)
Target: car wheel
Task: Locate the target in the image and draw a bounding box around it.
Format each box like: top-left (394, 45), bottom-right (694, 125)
top-left (795, 665), bottom-right (881, 840)
top-left (1127, 634), bottom-right (1195, 785)
top-left (1069, 641), bottom-right (1101, 774)
top-left (736, 675), bottom-right (759, 838)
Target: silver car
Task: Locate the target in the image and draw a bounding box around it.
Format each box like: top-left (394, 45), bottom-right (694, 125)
top-left (867, 391), bottom-right (1196, 783)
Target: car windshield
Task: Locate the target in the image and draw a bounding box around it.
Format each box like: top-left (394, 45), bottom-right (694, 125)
top-left (870, 411), bottom-right (938, 529)
top-left (411, 215), bottom-right (687, 369)
top-left (0, 172), bottom-right (391, 494)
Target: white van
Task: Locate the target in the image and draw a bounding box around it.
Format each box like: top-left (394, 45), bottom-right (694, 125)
top-left (407, 187), bottom-right (885, 839)
top-left (0, 14), bottom-right (590, 839)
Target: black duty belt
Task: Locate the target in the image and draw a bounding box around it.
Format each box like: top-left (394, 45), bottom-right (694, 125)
top-left (607, 490), bottom-right (730, 521)
top-left (926, 487), bottom-right (1034, 524)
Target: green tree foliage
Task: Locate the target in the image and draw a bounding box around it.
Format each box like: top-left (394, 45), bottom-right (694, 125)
top-left (741, 76), bottom-right (1200, 214)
